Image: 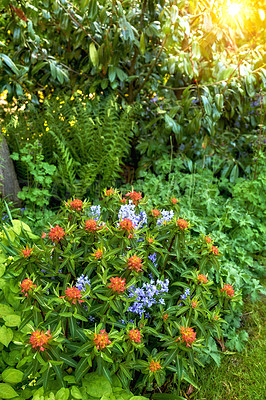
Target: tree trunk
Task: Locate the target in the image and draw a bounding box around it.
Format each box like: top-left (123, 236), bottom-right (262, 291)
top-left (0, 134), bottom-right (21, 206)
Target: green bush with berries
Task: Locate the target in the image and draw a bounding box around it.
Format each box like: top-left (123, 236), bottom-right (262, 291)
top-left (0, 190), bottom-right (243, 399)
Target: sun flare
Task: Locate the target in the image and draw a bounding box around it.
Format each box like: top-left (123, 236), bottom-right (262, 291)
top-left (227, 2), bottom-right (242, 17)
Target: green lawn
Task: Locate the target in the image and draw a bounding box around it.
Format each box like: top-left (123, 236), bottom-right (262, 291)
top-left (190, 296), bottom-right (266, 400)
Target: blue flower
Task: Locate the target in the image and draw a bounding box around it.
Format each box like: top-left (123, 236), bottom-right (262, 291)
top-left (180, 288), bottom-right (190, 300)
top-left (148, 253), bottom-right (157, 267)
top-left (157, 210), bottom-right (174, 226)
top-left (76, 275), bottom-right (91, 293)
top-left (118, 201), bottom-right (147, 229)
top-left (88, 205), bottom-right (101, 221)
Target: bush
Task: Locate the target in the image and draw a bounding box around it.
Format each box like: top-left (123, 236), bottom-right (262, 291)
top-left (0, 190), bottom-right (244, 398)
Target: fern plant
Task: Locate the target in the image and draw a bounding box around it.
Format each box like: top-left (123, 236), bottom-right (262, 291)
top-left (6, 93), bottom-right (135, 199)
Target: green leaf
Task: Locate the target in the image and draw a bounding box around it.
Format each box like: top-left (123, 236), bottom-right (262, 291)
top-left (2, 368), bottom-right (24, 384)
top-left (83, 372), bottom-right (112, 397)
top-left (0, 304), bottom-right (14, 318)
top-left (3, 315), bottom-right (21, 327)
top-left (75, 357), bottom-right (91, 382)
top-left (89, 43), bottom-right (99, 67)
top-left (71, 386), bottom-right (83, 399)
top-left (0, 325), bottom-right (13, 347)
top-left (0, 54), bottom-right (19, 75)
top-left (0, 383), bottom-right (18, 398)
top-left (163, 348), bottom-right (179, 367)
top-left (55, 388), bottom-right (69, 400)
top-left (140, 33), bottom-right (145, 55)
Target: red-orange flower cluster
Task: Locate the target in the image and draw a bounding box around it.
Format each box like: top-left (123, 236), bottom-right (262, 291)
top-left (105, 188), bottom-right (115, 197)
top-left (21, 245), bottom-right (33, 258)
top-left (180, 326), bottom-right (196, 347)
top-left (64, 287), bottom-right (84, 304)
top-left (128, 329), bottom-right (142, 344)
top-left (30, 329), bottom-right (52, 352)
top-left (69, 199), bottom-right (83, 211)
top-left (162, 313), bottom-right (168, 321)
top-left (171, 197), bottom-right (178, 204)
top-left (149, 360), bottom-right (161, 372)
top-left (85, 219), bottom-right (99, 233)
top-left (93, 248), bottom-right (103, 259)
top-left (205, 236), bottom-right (212, 243)
top-left (93, 329), bottom-right (111, 350)
top-left (108, 277), bottom-right (126, 294)
top-left (127, 255), bottom-right (143, 272)
top-left (147, 238), bottom-right (154, 244)
top-left (125, 191), bottom-right (142, 205)
top-left (191, 300), bottom-right (198, 308)
top-left (119, 218), bottom-right (134, 233)
top-left (221, 284), bottom-right (234, 297)
top-left (48, 225), bottom-right (66, 243)
top-left (21, 279), bottom-right (37, 296)
top-left (197, 274), bottom-right (208, 284)
top-left (152, 209), bottom-right (160, 218)
top-left (177, 219), bottom-right (188, 230)
top-left (211, 245), bottom-right (219, 255)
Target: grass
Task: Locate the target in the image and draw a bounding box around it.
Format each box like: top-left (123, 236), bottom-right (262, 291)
top-left (189, 295), bottom-right (266, 400)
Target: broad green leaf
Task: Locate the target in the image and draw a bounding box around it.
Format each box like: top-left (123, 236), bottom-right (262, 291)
top-left (140, 33), bottom-right (145, 55)
top-left (2, 368), bottom-right (24, 384)
top-left (3, 315), bottom-right (21, 327)
top-left (0, 325), bottom-right (13, 347)
top-left (89, 43), bottom-right (99, 67)
top-left (0, 383), bottom-right (18, 398)
top-left (83, 372), bottom-right (112, 397)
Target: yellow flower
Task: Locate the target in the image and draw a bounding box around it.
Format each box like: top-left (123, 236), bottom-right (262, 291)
top-left (46, 127), bottom-right (49, 131)
top-left (70, 96), bottom-right (75, 101)
top-left (76, 90), bottom-right (83, 95)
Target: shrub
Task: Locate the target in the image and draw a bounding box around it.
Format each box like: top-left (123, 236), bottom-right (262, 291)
top-left (0, 190), bottom-right (243, 398)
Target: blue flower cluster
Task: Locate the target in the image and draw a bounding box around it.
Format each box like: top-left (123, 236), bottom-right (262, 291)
top-left (76, 275), bottom-right (91, 293)
top-left (88, 205), bottom-right (101, 221)
top-left (157, 210), bottom-right (174, 226)
top-left (128, 278), bottom-right (169, 317)
top-left (148, 253), bottom-right (158, 267)
top-left (180, 288), bottom-right (190, 300)
top-left (118, 201), bottom-right (147, 229)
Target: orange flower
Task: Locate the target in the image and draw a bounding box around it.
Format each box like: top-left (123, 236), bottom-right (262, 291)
top-left (64, 287), bottom-right (84, 304)
top-left (105, 188), bottom-right (115, 196)
top-left (85, 219), bottom-right (99, 233)
top-left (69, 199), bottom-right (83, 211)
top-left (211, 246), bottom-right (219, 256)
top-left (221, 284), bottom-right (234, 298)
top-left (21, 279), bottom-right (37, 296)
top-left (149, 360), bottom-right (161, 373)
top-left (147, 238), bottom-right (154, 244)
top-left (21, 245), bottom-right (33, 258)
top-left (127, 255), bottom-right (143, 272)
top-left (177, 219), bottom-right (188, 230)
top-left (119, 218), bottom-right (134, 233)
top-left (128, 329), bottom-right (142, 344)
top-left (48, 225), bottom-right (66, 243)
top-left (162, 313), bottom-right (168, 321)
top-left (171, 197), bottom-right (178, 204)
top-left (41, 232), bottom-right (46, 239)
top-left (93, 248), bottom-right (103, 259)
top-left (120, 197), bottom-right (127, 204)
top-left (93, 329), bottom-right (111, 350)
top-left (30, 329), bottom-right (52, 351)
top-left (125, 191), bottom-right (142, 205)
top-left (108, 277), bottom-right (126, 294)
top-left (205, 236), bottom-right (212, 243)
top-left (197, 274), bottom-right (208, 284)
top-left (180, 326), bottom-right (196, 347)
top-left (152, 209), bottom-right (160, 218)
top-left (191, 300), bottom-right (198, 308)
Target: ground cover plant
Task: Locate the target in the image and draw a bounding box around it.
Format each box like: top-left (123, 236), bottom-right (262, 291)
top-left (0, 190), bottom-right (244, 399)
top-left (193, 292), bottom-right (266, 400)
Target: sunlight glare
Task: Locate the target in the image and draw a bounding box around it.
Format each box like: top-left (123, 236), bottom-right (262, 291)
top-left (227, 2), bottom-right (242, 17)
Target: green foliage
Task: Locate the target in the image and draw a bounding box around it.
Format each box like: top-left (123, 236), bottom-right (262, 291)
top-left (0, 191), bottom-right (244, 397)
top-left (193, 295), bottom-right (266, 400)
top-left (122, 155), bottom-right (265, 301)
top-left (6, 94), bottom-right (135, 199)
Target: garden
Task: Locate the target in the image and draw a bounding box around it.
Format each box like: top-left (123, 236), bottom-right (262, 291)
top-left (0, 1), bottom-right (265, 399)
